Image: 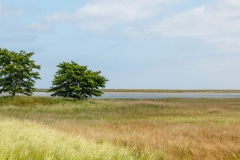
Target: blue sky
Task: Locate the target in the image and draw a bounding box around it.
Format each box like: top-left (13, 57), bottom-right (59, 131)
top-left (1, 0), bottom-right (240, 89)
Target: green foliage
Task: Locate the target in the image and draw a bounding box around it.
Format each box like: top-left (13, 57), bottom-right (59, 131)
top-left (0, 48), bottom-right (41, 96)
top-left (48, 61), bottom-right (108, 99)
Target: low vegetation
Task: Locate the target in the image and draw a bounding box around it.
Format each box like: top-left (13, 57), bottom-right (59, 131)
top-left (0, 96), bottom-right (240, 159)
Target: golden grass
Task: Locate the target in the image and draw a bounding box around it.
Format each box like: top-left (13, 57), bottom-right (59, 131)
top-left (0, 116), bottom-right (135, 160)
top-left (0, 97), bottom-right (240, 159)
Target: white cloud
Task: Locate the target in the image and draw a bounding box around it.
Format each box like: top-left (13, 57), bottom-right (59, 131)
top-left (149, 0), bottom-right (240, 53)
top-left (205, 36), bottom-right (240, 53)
top-left (120, 26), bottom-right (151, 39)
top-left (44, 12), bottom-right (72, 22)
top-left (43, 0), bottom-right (180, 32)
top-left (116, 0), bottom-right (240, 42)
top-left (219, 0), bottom-right (240, 8)
top-left (0, 1), bottom-right (2, 11)
top-left (0, 0), bottom-right (26, 18)
top-left (153, 4), bottom-right (240, 37)
top-left (22, 0), bottom-right (240, 54)
top-left (25, 22), bottom-right (54, 33)
top-left (121, 27), bottom-right (140, 38)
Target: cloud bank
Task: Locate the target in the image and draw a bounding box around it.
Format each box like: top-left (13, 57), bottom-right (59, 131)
top-left (151, 0), bottom-right (240, 52)
top-left (41, 0), bottom-right (179, 32)
top-left (3, 0), bottom-right (240, 53)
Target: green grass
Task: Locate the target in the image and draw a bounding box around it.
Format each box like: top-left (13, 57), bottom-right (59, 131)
top-left (0, 96), bottom-right (62, 106)
top-left (0, 96), bottom-right (240, 159)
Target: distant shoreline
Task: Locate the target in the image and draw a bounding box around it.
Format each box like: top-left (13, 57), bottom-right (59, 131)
top-left (36, 89), bottom-right (240, 93)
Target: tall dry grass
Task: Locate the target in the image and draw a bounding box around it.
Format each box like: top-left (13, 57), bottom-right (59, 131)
top-left (0, 116), bottom-right (135, 160)
top-left (0, 96), bottom-right (240, 159)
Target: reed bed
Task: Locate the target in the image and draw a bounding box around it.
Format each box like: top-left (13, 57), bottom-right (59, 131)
top-left (0, 96), bottom-right (240, 159)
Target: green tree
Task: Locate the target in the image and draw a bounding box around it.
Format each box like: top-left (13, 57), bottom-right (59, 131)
top-left (0, 48), bottom-right (41, 96)
top-left (48, 61), bottom-right (108, 99)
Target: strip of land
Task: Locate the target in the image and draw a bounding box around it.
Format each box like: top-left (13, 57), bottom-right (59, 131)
top-left (36, 88), bottom-right (240, 93)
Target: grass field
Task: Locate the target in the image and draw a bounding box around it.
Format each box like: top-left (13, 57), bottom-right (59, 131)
top-left (0, 96), bottom-right (240, 159)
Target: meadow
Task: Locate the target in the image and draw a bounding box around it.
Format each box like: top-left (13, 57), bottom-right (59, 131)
top-left (0, 96), bottom-right (240, 159)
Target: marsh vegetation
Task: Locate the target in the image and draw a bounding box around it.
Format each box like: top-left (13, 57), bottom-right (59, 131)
top-left (0, 96), bottom-right (240, 159)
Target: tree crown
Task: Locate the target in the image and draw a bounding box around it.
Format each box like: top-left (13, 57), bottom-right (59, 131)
top-left (0, 48), bottom-right (41, 96)
top-left (48, 61), bottom-right (108, 99)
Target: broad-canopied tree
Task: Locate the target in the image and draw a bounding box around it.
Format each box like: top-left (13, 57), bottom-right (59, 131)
top-left (0, 48), bottom-right (41, 96)
top-left (48, 61), bottom-right (108, 99)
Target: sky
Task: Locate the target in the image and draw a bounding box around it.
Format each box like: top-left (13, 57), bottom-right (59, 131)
top-left (1, 0), bottom-right (240, 89)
